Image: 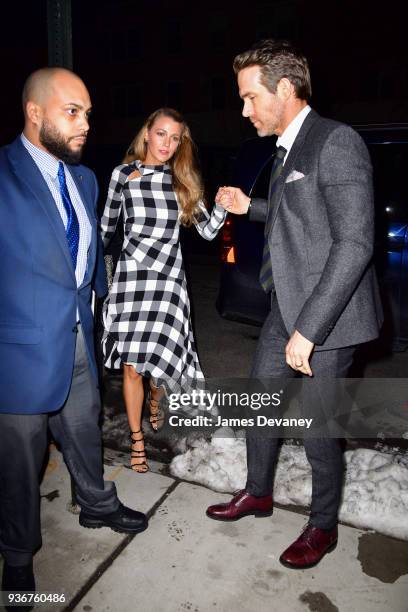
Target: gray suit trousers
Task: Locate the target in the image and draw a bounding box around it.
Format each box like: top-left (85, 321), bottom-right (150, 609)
top-left (0, 324), bottom-right (119, 566)
top-left (246, 295), bottom-right (355, 530)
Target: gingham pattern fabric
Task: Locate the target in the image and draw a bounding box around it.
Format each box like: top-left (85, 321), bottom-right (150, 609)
top-left (100, 160), bottom-right (227, 390)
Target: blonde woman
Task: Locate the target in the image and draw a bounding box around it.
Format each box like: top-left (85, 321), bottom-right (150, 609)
top-left (101, 108), bottom-right (227, 472)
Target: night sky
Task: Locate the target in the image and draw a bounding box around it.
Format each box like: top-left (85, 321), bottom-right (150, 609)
top-left (1, 0), bottom-right (406, 193)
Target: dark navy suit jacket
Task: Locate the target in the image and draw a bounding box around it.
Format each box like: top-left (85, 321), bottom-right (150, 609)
top-left (0, 137), bottom-right (107, 414)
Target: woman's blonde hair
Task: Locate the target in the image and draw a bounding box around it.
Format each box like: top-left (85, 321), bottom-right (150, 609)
top-left (123, 108), bottom-right (205, 226)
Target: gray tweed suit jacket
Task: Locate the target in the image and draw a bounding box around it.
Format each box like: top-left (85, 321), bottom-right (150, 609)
top-left (250, 109), bottom-right (383, 351)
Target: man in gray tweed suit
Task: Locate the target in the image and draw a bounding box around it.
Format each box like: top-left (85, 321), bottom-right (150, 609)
top-left (206, 39), bottom-right (383, 568)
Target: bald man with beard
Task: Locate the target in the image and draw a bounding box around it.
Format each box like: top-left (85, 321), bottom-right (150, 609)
top-left (0, 68), bottom-right (147, 605)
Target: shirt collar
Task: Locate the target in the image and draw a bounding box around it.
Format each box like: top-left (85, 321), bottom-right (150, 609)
top-left (276, 105), bottom-right (311, 159)
top-left (20, 133), bottom-right (61, 179)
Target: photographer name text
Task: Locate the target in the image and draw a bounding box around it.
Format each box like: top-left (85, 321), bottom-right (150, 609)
top-left (168, 415), bottom-right (313, 429)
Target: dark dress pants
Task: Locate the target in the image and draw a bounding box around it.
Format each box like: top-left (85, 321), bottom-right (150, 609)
top-left (246, 294), bottom-right (355, 530)
top-left (0, 325), bottom-right (119, 566)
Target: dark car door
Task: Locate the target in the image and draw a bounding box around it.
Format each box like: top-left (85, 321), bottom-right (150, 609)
top-left (216, 138), bottom-right (275, 324)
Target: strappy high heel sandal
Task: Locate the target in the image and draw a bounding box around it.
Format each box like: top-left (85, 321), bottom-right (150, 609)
top-left (148, 393), bottom-right (165, 431)
top-left (130, 429), bottom-right (148, 473)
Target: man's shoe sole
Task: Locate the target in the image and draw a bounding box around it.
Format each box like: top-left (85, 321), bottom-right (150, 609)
top-left (206, 509), bottom-right (273, 522)
top-left (279, 540), bottom-right (337, 569)
top-left (79, 516), bottom-right (148, 534)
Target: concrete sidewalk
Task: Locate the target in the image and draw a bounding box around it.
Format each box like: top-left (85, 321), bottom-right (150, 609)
top-left (1, 445), bottom-right (407, 612)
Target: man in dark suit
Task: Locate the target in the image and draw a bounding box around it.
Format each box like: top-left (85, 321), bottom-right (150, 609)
top-left (0, 68), bottom-right (147, 601)
top-left (207, 40), bottom-right (383, 568)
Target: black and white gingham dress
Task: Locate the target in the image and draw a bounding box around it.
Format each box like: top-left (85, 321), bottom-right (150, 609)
top-left (100, 160), bottom-right (227, 390)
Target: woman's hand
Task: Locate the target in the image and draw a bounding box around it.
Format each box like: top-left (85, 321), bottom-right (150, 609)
top-left (215, 187), bottom-right (233, 210)
top-left (215, 186), bottom-right (251, 214)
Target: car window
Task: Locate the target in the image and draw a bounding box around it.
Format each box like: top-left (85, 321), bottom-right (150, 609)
top-left (249, 156), bottom-right (274, 199)
top-left (368, 143), bottom-right (408, 222)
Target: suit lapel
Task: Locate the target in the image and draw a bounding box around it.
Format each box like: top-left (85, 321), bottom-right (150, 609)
top-left (8, 138), bottom-right (76, 281)
top-left (69, 165), bottom-right (93, 223)
top-left (268, 109), bottom-right (319, 231)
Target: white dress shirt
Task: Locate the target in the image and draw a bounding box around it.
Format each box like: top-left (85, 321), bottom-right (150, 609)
top-left (277, 104), bottom-right (311, 164)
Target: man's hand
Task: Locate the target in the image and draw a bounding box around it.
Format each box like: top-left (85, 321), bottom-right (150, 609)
top-left (285, 330), bottom-right (314, 376)
top-left (215, 186), bottom-right (251, 214)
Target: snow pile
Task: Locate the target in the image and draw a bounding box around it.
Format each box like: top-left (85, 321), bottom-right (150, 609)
top-left (170, 434), bottom-right (408, 540)
top-left (341, 448), bottom-right (408, 539)
top-left (272, 444), bottom-right (312, 507)
top-left (171, 428), bottom-right (247, 492)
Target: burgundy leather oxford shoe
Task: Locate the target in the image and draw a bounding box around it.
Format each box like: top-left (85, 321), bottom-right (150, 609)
top-left (279, 524), bottom-right (338, 569)
top-left (206, 489), bottom-right (273, 521)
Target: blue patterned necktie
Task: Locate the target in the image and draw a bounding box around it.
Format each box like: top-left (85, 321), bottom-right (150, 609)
top-left (259, 145), bottom-right (287, 292)
top-left (57, 161), bottom-right (80, 269)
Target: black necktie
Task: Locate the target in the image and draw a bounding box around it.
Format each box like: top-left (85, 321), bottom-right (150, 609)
top-left (259, 145), bottom-right (287, 292)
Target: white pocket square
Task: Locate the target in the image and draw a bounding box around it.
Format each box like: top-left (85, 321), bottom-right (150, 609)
top-left (286, 170), bottom-right (305, 183)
